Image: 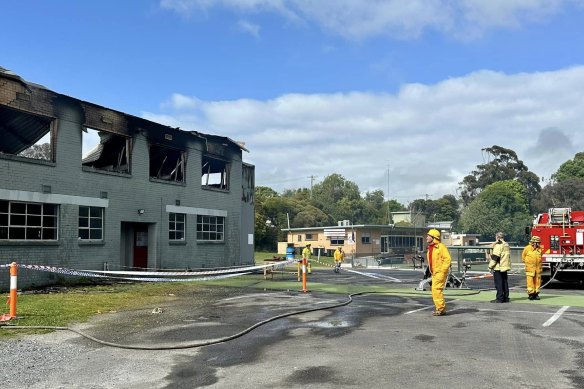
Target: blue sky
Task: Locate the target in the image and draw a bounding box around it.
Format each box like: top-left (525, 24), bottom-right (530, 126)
top-left (4, 1), bottom-right (584, 204)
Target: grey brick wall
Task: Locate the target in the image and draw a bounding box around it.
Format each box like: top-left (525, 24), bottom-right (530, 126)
top-left (0, 92), bottom-right (254, 290)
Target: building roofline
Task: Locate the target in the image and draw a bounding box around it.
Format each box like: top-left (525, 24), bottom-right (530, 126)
top-left (0, 67), bottom-right (248, 153)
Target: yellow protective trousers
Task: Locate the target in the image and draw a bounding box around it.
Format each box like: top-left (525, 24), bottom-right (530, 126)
top-left (526, 273), bottom-right (541, 295)
top-left (431, 271), bottom-right (447, 312)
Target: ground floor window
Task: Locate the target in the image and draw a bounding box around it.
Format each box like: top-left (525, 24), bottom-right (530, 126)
top-left (330, 238), bottom-right (345, 245)
top-left (0, 200), bottom-right (58, 240)
top-left (196, 215), bottom-right (224, 242)
top-left (169, 213), bottom-right (185, 241)
top-left (78, 206), bottom-right (103, 240)
top-left (381, 235), bottom-right (423, 253)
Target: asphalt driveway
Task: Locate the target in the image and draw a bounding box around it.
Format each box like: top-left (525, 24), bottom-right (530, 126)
top-left (2, 267), bottom-right (584, 389)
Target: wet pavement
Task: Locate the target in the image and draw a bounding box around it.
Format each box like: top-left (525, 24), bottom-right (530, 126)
top-left (4, 267), bottom-right (584, 388)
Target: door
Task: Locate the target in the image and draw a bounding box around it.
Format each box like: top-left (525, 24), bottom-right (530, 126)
top-left (381, 236), bottom-right (389, 253)
top-left (133, 225), bottom-right (148, 268)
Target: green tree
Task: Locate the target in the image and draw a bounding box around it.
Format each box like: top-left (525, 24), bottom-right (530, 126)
top-left (255, 186), bottom-right (279, 203)
top-left (459, 180), bottom-right (532, 243)
top-left (459, 145), bottom-right (540, 210)
top-left (18, 143), bottom-right (51, 160)
top-left (532, 178), bottom-right (584, 212)
top-left (552, 152), bottom-right (584, 182)
top-left (409, 195), bottom-right (460, 226)
top-left (282, 187), bottom-right (311, 201)
top-left (311, 174), bottom-right (361, 223)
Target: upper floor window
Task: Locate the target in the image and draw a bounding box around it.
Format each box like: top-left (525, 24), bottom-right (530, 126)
top-left (0, 105), bottom-right (54, 162)
top-left (0, 200), bottom-right (58, 240)
top-left (149, 144), bottom-right (185, 182)
top-left (202, 155), bottom-right (229, 190)
top-left (305, 233), bottom-right (315, 241)
top-left (196, 215), bottom-right (224, 242)
top-left (78, 206), bottom-right (103, 240)
top-left (169, 213), bottom-right (185, 241)
top-left (82, 127), bottom-right (130, 174)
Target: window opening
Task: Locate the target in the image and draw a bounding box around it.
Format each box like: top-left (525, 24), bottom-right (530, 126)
top-left (0, 200), bottom-right (58, 240)
top-left (202, 155), bottom-right (229, 190)
top-left (82, 127), bottom-right (130, 173)
top-left (149, 144), bottom-right (185, 182)
top-left (0, 105), bottom-right (53, 161)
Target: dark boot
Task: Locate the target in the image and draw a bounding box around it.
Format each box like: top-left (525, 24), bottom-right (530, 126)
top-left (534, 293), bottom-right (540, 300)
top-left (528, 294), bottom-right (534, 300)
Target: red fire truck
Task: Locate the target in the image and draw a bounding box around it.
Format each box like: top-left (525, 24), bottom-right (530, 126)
top-left (530, 208), bottom-right (584, 283)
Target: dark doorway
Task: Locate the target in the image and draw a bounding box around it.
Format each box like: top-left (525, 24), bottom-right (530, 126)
top-left (134, 225), bottom-right (148, 268)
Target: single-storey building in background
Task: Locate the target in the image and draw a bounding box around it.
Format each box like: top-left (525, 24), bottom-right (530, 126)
top-left (279, 220), bottom-right (429, 263)
top-left (0, 67), bottom-right (254, 289)
top-left (279, 215), bottom-right (485, 266)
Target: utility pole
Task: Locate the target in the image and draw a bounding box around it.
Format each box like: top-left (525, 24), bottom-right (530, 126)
top-left (386, 165), bottom-right (390, 224)
top-left (309, 175), bottom-right (317, 199)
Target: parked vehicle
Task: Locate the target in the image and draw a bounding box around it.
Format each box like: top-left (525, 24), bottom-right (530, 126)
top-left (529, 208), bottom-right (584, 283)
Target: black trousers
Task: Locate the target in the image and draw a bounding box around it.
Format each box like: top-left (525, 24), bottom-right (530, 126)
top-left (493, 270), bottom-right (509, 302)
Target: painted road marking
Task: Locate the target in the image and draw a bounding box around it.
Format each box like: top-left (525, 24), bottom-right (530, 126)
top-left (543, 306), bottom-right (570, 327)
top-left (405, 306), bottom-right (434, 314)
top-left (345, 269), bottom-right (402, 282)
top-left (405, 300), bottom-right (458, 315)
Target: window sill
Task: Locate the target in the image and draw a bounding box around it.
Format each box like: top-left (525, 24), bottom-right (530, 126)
top-left (169, 240), bottom-right (187, 245)
top-left (82, 166), bottom-right (131, 178)
top-left (149, 178), bottom-right (186, 186)
top-left (0, 240), bottom-right (59, 246)
top-left (0, 153), bottom-right (55, 166)
top-left (201, 186), bottom-right (230, 193)
top-left (196, 240), bottom-right (225, 245)
top-left (78, 240), bottom-right (105, 246)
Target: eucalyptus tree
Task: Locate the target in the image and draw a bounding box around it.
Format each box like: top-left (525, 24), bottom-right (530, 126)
top-left (459, 180), bottom-right (532, 243)
top-left (458, 145), bottom-right (540, 211)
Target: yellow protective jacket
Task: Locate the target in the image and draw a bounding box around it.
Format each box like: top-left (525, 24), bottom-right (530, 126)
top-left (427, 242), bottom-right (451, 275)
top-left (302, 247), bottom-right (312, 260)
top-left (522, 244), bottom-right (543, 276)
top-left (333, 249), bottom-right (344, 263)
top-left (488, 240), bottom-right (511, 272)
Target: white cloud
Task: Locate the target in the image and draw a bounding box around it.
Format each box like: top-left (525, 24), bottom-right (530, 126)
top-left (159, 0), bottom-right (579, 40)
top-left (143, 66), bottom-right (584, 204)
top-left (237, 19), bottom-right (261, 37)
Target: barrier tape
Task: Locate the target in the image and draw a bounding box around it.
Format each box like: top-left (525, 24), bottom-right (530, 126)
top-left (0, 260), bottom-right (296, 283)
top-left (81, 260), bottom-right (296, 277)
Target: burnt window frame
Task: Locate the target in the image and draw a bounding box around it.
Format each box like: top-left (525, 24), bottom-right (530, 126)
top-left (201, 154), bottom-right (230, 191)
top-left (81, 127), bottom-right (132, 175)
top-left (0, 105), bottom-right (56, 164)
top-left (0, 200), bottom-right (58, 241)
top-left (149, 143), bottom-right (186, 183)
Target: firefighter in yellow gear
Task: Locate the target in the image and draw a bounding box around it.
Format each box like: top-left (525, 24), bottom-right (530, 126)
top-left (522, 236), bottom-right (543, 300)
top-left (302, 244), bottom-right (312, 274)
top-left (426, 229), bottom-right (451, 316)
top-left (488, 232), bottom-right (511, 303)
top-left (333, 247), bottom-right (344, 273)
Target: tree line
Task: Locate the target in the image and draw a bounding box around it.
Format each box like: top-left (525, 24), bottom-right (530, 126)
top-left (255, 145), bottom-right (584, 250)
